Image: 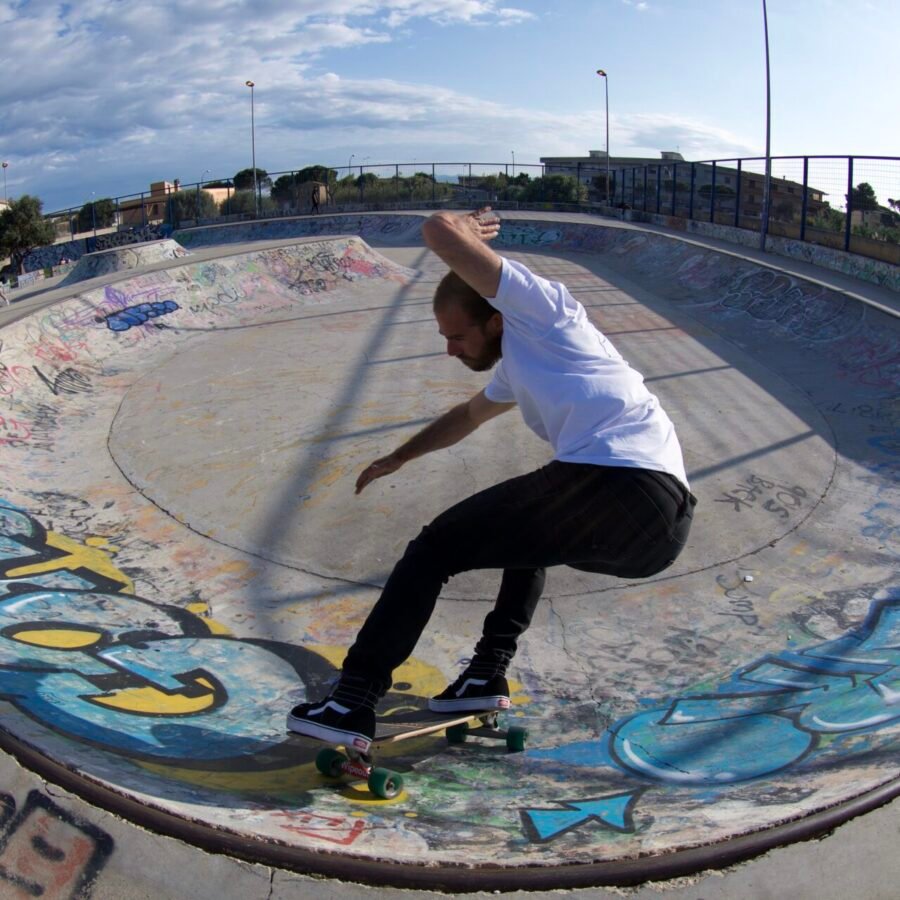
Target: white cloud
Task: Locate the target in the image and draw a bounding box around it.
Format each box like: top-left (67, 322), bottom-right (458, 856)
top-left (2, 0), bottom-right (764, 210)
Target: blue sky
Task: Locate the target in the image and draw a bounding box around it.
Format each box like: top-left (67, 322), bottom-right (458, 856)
top-left (2, 0), bottom-right (898, 213)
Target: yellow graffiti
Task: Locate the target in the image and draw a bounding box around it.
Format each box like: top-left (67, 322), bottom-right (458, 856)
top-left (302, 644), bottom-right (530, 707)
top-left (10, 627), bottom-right (103, 650)
top-left (137, 758), bottom-right (324, 796)
top-left (89, 676), bottom-right (219, 715)
top-left (8, 532), bottom-right (134, 593)
top-left (130, 645), bottom-right (529, 793)
top-left (185, 601), bottom-right (232, 636)
top-left (340, 782), bottom-right (408, 806)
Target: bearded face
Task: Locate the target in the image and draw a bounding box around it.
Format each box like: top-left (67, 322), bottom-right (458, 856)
top-left (434, 303), bottom-right (503, 372)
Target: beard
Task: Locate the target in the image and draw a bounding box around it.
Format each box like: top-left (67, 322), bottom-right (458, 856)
top-left (458, 332), bottom-right (503, 372)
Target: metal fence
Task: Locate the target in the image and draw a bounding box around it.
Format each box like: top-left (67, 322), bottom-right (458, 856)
top-left (43, 155), bottom-right (900, 266)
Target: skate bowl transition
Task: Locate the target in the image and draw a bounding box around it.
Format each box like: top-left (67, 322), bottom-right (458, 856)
top-left (1, 211), bottom-right (898, 890)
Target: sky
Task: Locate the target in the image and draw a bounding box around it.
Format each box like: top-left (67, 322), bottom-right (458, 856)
top-left (2, 0), bottom-right (898, 213)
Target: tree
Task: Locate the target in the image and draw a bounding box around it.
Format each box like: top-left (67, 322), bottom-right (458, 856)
top-left (810, 202), bottom-right (845, 233)
top-left (233, 168), bottom-right (271, 191)
top-left (295, 165), bottom-right (337, 184)
top-left (219, 190), bottom-right (275, 216)
top-left (0, 195), bottom-right (57, 274)
top-left (76, 198), bottom-right (116, 233)
top-left (270, 174), bottom-right (300, 207)
top-left (523, 174), bottom-right (587, 203)
top-left (270, 166), bottom-right (336, 208)
top-left (170, 189), bottom-right (219, 223)
top-left (848, 182), bottom-right (878, 211)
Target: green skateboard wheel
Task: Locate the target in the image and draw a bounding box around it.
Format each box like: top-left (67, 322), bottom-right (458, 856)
top-left (368, 767), bottom-right (404, 799)
top-left (315, 747), bottom-right (347, 777)
top-left (446, 722), bottom-right (469, 744)
top-left (506, 725), bottom-right (528, 752)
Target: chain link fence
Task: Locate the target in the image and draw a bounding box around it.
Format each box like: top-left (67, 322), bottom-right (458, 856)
top-left (40, 155), bottom-right (900, 267)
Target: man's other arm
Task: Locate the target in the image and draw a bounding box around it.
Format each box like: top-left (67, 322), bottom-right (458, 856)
top-left (355, 389), bottom-right (515, 494)
top-left (422, 208), bottom-right (503, 299)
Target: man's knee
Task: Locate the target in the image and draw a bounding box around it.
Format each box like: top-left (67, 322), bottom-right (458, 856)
top-left (400, 525), bottom-right (459, 581)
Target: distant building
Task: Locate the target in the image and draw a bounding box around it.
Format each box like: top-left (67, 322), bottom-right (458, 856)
top-left (851, 208), bottom-right (900, 231)
top-left (540, 150), bottom-right (826, 221)
top-left (118, 181), bottom-right (233, 226)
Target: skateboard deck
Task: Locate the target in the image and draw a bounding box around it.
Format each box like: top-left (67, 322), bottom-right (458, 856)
top-left (371, 708), bottom-right (492, 743)
top-left (307, 708), bottom-right (528, 798)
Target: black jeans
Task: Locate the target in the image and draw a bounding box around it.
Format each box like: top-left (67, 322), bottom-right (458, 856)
top-left (343, 462), bottom-right (696, 694)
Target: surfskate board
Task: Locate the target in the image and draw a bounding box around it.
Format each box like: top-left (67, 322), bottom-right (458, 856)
top-left (310, 708), bottom-right (528, 798)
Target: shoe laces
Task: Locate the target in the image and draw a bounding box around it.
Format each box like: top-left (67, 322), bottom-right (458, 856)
top-left (331, 674), bottom-right (380, 711)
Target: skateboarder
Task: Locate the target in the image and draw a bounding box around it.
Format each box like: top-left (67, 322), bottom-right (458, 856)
top-left (288, 208), bottom-right (696, 750)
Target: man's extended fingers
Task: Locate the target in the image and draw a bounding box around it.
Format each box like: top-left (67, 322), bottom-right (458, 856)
top-left (355, 458), bottom-right (394, 494)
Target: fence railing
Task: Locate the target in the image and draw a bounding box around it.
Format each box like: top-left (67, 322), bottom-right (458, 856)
top-left (41, 155), bottom-right (900, 267)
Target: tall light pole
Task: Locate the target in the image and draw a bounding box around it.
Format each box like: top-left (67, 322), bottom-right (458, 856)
top-left (596, 69), bottom-right (610, 205)
top-left (348, 153), bottom-right (354, 176)
top-left (245, 80), bottom-right (259, 217)
top-left (1, 161), bottom-right (7, 203)
top-left (512, 150), bottom-right (515, 178)
top-left (759, 0), bottom-right (772, 252)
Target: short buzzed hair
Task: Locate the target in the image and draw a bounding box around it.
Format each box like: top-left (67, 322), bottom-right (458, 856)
top-left (433, 271), bottom-right (499, 326)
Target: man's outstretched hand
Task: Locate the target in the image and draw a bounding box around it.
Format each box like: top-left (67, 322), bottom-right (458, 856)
top-left (355, 452), bottom-right (405, 494)
top-left (468, 206), bottom-right (501, 243)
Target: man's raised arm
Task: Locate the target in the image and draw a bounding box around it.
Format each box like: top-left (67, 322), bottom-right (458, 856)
top-left (422, 208), bottom-right (504, 299)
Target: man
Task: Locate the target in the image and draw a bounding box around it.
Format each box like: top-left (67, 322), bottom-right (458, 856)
top-left (288, 208), bottom-right (695, 751)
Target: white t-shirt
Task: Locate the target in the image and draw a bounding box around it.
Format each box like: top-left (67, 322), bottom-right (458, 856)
top-left (484, 257), bottom-right (689, 488)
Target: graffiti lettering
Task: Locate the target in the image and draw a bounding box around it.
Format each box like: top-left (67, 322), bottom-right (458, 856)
top-left (0, 790), bottom-right (113, 899)
top-left (528, 590), bottom-right (900, 838)
top-left (271, 810), bottom-right (365, 847)
top-left (716, 572), bottom-right (762, 628)
top-left (715, 474), bottom-right (807, 519)
top-left (33, 366), bottom-right (93, 396)
top-left (104, 300), bottom-right (179, 332)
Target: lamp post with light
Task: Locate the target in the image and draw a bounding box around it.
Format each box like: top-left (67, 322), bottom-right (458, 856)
top-left (596, 69), bottom-right (610, 205)
top-left (759, 0), bottom-right (772, 252)
top-left (245, 80), bottom-right (259, 217)
top-left (1, 162), bottom-right (7, 203)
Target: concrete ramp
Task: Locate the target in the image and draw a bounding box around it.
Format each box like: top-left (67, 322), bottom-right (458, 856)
top-left (0, 216), bottom-right (897, 890)
top-left (59, 237), bottom-right (190, 286)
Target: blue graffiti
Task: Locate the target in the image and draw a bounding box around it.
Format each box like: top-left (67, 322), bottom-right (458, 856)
top-left (521, 791), bottom-right (645, 842)
top-left (0, 499), bottom-right (329, 766)
top-left (526, 590), bottom-right (900, 837)
top-left (104, 300), bottom-right (179, 332)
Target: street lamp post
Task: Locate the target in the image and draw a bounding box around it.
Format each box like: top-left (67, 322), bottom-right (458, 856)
top-left (348, 154), bottom-right (354, 177)
top-left (596, 69), bottom-right (610, 205)
top-left (1, 162), bottom-right (7, 203)
top-left (512, 150), bottom-right (515, 178)
top-left (245, 80), bottom-right (259, 217)
top-left (759, 0), bottom-right (772, 252)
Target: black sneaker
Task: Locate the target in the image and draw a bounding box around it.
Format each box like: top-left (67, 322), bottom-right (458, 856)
top-left (287, 676), bottom-right (378, 752)
top-left (428, 671), bottom-right (511, 713)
